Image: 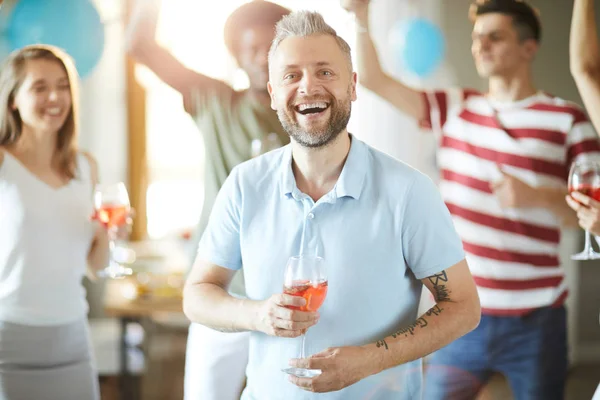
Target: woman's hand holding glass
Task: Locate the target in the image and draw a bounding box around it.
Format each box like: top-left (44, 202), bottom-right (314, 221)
top-left (91, 182), bottom-right (134, 278)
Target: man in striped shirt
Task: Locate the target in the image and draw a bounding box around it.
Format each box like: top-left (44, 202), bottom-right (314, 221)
top-left (343, 0), bottom-right (600, 398)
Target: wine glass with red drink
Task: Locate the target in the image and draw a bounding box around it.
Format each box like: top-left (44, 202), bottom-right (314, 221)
top-left (568, 160), bottom-right (600, 260)
top-left (281, 255), bottom-right (328, 378)
top-left (94, 182), bottom-right (133, 278)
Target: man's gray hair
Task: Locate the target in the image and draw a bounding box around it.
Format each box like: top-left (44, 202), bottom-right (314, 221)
top-left (268, 10), bottom-right (353, 73)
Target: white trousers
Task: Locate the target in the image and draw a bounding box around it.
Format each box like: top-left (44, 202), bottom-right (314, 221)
top-left (184, 322), bottom-right (250, 400)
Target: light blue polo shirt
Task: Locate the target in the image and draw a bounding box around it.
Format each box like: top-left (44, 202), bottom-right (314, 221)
top-left (197, 134), bottom-right (465, 400)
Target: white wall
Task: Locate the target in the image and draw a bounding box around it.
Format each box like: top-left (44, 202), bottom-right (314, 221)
top-left (80, 0), bottom-right (128, 185)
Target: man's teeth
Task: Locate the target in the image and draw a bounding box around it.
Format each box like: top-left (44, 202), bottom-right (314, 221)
top-left (297, 102), bottom-right (328, 111)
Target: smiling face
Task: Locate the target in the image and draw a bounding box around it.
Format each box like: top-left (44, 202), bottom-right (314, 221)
top-left (267, 34), bottom-right (356, 148)
top-left (12, 58), bottom-right (72, 134)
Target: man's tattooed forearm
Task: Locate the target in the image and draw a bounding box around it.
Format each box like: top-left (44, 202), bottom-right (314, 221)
top-left (391, 317), bottom-right (428, 338)
top-left (425, 304), bottom-right (443, 317)
top-left (375, 305), bottom-right (444, 351)
top-left (374, 271), bottom-right (452, 351)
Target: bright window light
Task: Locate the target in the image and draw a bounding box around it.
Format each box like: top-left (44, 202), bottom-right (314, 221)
top-left (142, 0), bottom-right (353, 240)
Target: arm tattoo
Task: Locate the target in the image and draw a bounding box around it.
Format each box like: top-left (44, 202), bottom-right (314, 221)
top-left (391, 317), bottom-right (428, 338)
top-left (373, 271), bottom-right (452, 351)
top-left (425, 304), bottom-right (443, 317)
top-left (375, 305), bottom-right (444, 351)
top-left (427, 270), bottom-right (448, 286)
top-left (427, 270), bottom-right (453, 302)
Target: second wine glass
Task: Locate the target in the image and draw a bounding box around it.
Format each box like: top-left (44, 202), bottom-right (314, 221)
top-left (93, 182), bottom-right (133, 278)
top-left (568, 160), bottom-right (600, 260)
top-left (281, 255), bottom-right (328, 378)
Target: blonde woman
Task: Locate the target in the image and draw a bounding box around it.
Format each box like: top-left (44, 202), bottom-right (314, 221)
top-left (0, 45), bottom-right (108, 400)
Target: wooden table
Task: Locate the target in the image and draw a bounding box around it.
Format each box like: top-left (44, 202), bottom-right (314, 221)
top-left (103, 277), bottom-right (184, 400)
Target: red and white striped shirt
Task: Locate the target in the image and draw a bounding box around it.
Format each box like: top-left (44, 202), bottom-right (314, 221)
top-left (421, 88), bottom-right (600, 316)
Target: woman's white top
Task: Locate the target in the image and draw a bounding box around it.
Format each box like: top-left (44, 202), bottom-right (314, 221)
top-left (0, 152), bottom-right (95, 325)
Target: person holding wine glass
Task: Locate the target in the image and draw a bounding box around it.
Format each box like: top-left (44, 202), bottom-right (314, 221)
top-left (126, 2), bottom-right (291, 398)
top-left (0, 45), bottom-right (109, 399)
top-left (570, 10), bottom-right (600, 398)
top-left (183, 11), bottom-right (481, 399)
top-left (569, 0), bottom-right (600, 242)
top-left (343, 0), bottom-right (600, 398)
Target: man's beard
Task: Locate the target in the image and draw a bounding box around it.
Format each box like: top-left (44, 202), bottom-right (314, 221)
top-left (277, 88), bottom-right (352, 149)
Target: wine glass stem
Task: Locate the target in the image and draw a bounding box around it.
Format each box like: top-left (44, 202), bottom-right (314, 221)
top-left (300, 332), bottom-right (307, 360)
top-left (584, 230), bottom-right (593, 255)
top-left (108, 227), bottom-right (118, 267)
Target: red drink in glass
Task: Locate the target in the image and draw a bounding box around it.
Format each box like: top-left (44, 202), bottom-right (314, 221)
top-left (569, 184), bottom-right (600, 202)
top-left (284, 280), bottom-right (328, 312)
top-left (96, 204), bottom-right (129, 228)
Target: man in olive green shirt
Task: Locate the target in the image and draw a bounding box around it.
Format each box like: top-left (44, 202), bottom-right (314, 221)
top-left (127, 2), bottom-right (290, 399)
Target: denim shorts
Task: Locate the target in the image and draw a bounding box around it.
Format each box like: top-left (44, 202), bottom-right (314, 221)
top-left (423, 306), bottom-right (567, 400)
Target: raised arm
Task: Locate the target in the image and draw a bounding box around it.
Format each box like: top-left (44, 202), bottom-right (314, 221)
top-left (570, 0), bottom-right (600, 134)
top-left (126, 0), bottom-right (232, 113)
top-left (341, 0), bottom-right (425, 122)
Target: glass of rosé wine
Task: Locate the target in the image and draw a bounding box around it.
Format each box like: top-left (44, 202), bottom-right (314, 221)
top-left (93, 182), bottom-right (133, 278)
top-left (281, 255), bottom-right (328, 378)
top-left (568, 160), bottom-right (600, 260)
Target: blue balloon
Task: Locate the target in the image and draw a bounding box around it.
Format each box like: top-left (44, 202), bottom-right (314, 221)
top-left (390, 18), bottom-right (445, 77)
top-left (6, 0), bottom-right (105, 78)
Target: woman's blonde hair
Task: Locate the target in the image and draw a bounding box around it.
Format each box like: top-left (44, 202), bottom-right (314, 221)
top-left (0, 44), bottom-right (80, 179)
